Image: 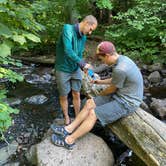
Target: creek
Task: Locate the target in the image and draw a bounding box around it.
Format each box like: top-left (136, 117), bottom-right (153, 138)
top-left (1, 62), bottom-right (160, 165)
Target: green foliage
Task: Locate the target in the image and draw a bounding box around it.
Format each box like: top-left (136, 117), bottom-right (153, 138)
top-left (23, 0), bottom-right (66, 52)
top-left (0, 90), bottom-right (19, 139)
top-left (0, 67), bottom-right (23, 83)
top-left (0, 66), bottom-right (23, 139)
top-left (30, 0), bottom-right (92, 51)
top-left (105, 0), bottom-right (166, 64)
top-left (96, 0), bottom-right (113, 9)
top-left (0, 0), bottom-right (42, 137)
top-left (0, 0), bottom-right (44, 53)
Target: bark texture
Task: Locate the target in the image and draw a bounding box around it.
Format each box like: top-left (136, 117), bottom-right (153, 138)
top-left (109, 108), bottom-right (166, 166)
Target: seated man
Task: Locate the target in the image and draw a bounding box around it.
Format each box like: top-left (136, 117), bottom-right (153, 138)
top-left (51, 41), bottom-right (144, 150)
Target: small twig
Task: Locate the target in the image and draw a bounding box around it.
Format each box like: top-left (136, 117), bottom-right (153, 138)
top-left (1, 131), bottom-right (9, 146)
top-left (0, 131), bottom-right (10, 155)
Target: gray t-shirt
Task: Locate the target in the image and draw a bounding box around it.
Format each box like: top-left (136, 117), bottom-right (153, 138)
top-left (112, 55), bottom-right (143, 110)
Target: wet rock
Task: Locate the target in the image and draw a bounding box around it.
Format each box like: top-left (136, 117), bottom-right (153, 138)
top-left (26, 133), bottom-right (114, 166)
top-left (148, 86), bottom-right (166, 98)
top-left (16, 137), bottom-right (23, 144)
top-left (148, 71), bottom-right (161, 83)
top-left (148, 63), bottom-right (163, 72)
top-left (141, 64), bottom-right (148, 71)
top-left (24, 95), bottom-right (48, 105)
top-left (150, 98), bottom-right (166, 119)
top-left (140, 101), bottom-right (150, 113)
top-left (143, 78), bottom-right (149, 87)
top-left (0, 141), bottom-right (18, 165)
top-left (25, 73), bottom-right (52, 84)
top-left (4, 162), bottom-right (19, 166)
top-left (160, 78), bottom-right (166, 86)
top-left (161, 69), bottom-right (166, 77)
top-left (3, 98), bottom-right (22, 106)
top-left (26, 145), bottom-right (37, 165)
top-left (94, 64), bottom-right (110, 73)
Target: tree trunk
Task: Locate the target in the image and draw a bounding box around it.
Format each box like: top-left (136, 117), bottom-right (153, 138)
top-left (109, 108), bottom-right (166, 166)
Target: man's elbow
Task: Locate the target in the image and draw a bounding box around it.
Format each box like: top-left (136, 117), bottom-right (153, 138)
top-left (64, 48), bottom-right (72, 55)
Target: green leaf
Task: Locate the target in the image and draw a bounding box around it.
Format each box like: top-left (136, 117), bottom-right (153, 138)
top-left (24, 33), bottom-right (41, 43)
top-left (0, 111), bottom-right (9, 121)
top-left (0, 0), bottom-right (7, 4)
top-left (0, 43), bottom-right (11, 57)
top-left (7, 107), bottom-right (19, 114)
top-left (12, 35), bottom-right (26, 45)
top-left (3, 118), bottom-right (12, 128)
top-left (0, 23), bottom-right (12, 37)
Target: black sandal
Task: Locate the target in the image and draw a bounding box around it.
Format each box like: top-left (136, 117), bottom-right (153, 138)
top-left (51, 134), bottom-right (75, 150)
top-left (50, 124), bottom-right (71, 137)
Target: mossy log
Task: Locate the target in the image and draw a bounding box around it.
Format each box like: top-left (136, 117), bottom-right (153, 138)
top-left (109, 108), bottom-right (166, 166)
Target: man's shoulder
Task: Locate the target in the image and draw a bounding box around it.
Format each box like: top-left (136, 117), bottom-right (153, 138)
top-left (116, 55), bottom-right (136, 70)
top-left (63, 24), bottom-right (74, 30)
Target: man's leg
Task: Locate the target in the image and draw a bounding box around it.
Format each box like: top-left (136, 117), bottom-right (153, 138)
top-left (65, 102), bottom-right (92, 133)
top-left (56, 71), bottom-right (71, 125)
top-left (59, 96), bottom-right (70, 125)
top-left (65, 109), bottom-right (97, 145)
top-left (72, 90), bottom-right (80, 117)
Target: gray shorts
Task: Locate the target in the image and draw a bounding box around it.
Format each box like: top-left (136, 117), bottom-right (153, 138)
top-left (56, 69), bottom-right (82, 96)
top-left (94, 95), bottom-right (135, 126)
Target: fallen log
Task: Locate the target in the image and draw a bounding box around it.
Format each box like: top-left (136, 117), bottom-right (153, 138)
top-left (13, 55), bottom-right (55, 64)
top-left (81, 72), bottom-right (166, 166)
top-left (109, 108), bottom-right (166, 166)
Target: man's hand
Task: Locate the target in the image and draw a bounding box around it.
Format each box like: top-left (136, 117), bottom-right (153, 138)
top-left (91, 79), bottom-right (100, 84)
top-left (84, 63), bottom-right (92, 70)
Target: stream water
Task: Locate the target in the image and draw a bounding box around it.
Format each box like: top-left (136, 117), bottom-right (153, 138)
top-left (1, 63), bottom-right (147, 165)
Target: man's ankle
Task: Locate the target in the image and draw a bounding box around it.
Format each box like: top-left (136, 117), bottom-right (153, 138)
top-left (65, 126), bottom-right (72, 134)
top-left (65, 136), bottom-right (74, 145)
top-left (64, 116), bottom-right (70, 125)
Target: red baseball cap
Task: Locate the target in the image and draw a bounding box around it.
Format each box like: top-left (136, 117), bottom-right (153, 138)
top-left (96, 41), bottom-right (116, 56)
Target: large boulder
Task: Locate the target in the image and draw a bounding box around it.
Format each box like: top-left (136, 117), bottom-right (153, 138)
top-left (27, 133), bottom-right (114, 166)
top-left (150, 98), bottom-right (166, 119)
top-left (148, 71), bottom-right (161, 83)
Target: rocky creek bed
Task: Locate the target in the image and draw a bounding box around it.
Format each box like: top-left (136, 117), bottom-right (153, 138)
top-left (0, 60), bottom-right (165, 165)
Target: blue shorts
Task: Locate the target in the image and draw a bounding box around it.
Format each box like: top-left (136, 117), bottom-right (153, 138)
top-left (94, 95), bottom-right (136, 126)
top-left (56, 69), bottom-right (82, 96)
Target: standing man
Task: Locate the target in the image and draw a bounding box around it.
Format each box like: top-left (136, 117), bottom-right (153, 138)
top-left (55, 15), bottom-right (98, 125)
top-left (51, 41), bottom-right (143, 149)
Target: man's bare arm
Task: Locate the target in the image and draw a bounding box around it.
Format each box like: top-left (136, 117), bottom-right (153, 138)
top-left (94, 78), bottom-right (112, 85)
top-left (99, 84), bottom-right (117, 96)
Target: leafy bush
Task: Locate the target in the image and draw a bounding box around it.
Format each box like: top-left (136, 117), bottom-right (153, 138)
top-left (105, 0), bottom-right (166, 64)
top-left (0, 90), bottom-right (19, 138)
top-left (0, 0), bottom-right (43, 53)
top-left (0, 0), bottom-right (42, 138)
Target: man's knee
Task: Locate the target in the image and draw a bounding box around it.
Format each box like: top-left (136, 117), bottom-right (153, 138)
top-left (72, 90), bottom-right (80, 99)
top-left (88, 109), bottom-right (97, 120)
top-left (60, 96), bottom-right (68, 100)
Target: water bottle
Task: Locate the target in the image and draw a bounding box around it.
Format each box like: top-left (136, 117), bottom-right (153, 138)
top-left (87, 69), bottom-right (96, 80)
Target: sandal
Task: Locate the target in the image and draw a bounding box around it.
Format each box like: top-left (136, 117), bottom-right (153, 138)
top-left (50, 124), bottom-right (71, 137)
top-left (51, 134), bottom-right (75, 150)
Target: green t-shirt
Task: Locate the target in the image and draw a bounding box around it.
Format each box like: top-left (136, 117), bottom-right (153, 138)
top-left (55, 24), bottom-right (86, 73)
